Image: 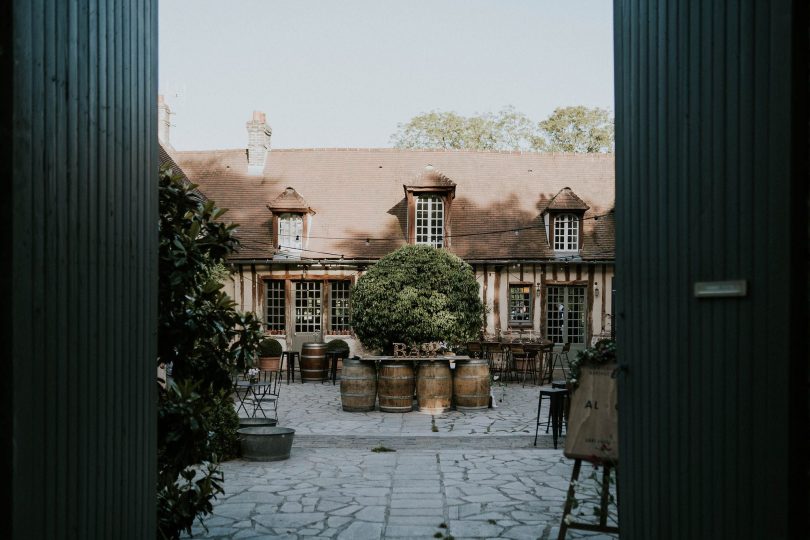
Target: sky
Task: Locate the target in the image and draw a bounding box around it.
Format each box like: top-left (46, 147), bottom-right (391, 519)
top-left (159, 0), bottom-right (614, 150)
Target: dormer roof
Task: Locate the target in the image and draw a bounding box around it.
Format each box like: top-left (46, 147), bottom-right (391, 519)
top-left (544, 186), bottom-right (590, 212)
top-left (267, 186), bottom-right (314, 214)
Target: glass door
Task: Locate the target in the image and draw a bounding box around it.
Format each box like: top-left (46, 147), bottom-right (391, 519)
top-left (546, 285), bottom-right (587, 347)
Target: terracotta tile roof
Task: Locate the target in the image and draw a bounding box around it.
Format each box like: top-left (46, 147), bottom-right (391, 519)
top-left (172, 148), bottom-right (615, 262)
top-left (159, 144), bottom-right (206, 200)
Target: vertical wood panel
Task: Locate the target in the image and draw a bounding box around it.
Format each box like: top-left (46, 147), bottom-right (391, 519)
top-left (615, 1), bottom-right (805, 538)
top-left (8, 0), bottom-right (157, 537)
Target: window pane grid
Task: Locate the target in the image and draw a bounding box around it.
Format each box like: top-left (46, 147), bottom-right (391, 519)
top-left (545, 285), bottom-right (586, 344)
top-left (416, 195), bottom-right (443, 248)
top-left (508, 284), bottom-right (532, 323)
top-left (278, 213), bottom-right (303, 257)
top-left (554, 214), bottom-right (579, 251)
top-left (295, 281), bottom-right (321, 332)
top-left (546, 286), bottom-right (565, 343)
top-left (330, 281), bottom-right (351, 333)
top-left (265, 280), bottom-right (286, 333)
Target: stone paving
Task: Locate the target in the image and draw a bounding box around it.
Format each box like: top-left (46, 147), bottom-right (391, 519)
top-left (188, 377), bottom-right (618, 539)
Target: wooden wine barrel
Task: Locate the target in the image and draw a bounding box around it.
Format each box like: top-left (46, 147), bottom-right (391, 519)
top-left (340, 359), bottom-right (377, 412)
top-left (453, 359), bottom-right (490, 410)
top-left (300, 342), bottom-right (327, 382)
top-left (378, 362), bottom-right (414, 412)
top-left (416, 361), bottom-right (452, 413)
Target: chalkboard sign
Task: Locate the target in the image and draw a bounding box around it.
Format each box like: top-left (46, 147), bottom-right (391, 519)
top-left (564, 363), bottom-right (619, 463)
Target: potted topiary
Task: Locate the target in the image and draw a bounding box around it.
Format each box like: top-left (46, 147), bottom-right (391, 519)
top-left (257, 338), bottom-right (282, 372)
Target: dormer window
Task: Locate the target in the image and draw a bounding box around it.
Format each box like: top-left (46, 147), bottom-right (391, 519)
top-left (404, 165), bottom-right (456, 248)
top-left (553, 213), bottom-right (579, 252)
top-left (278, 213), bottom-right (303, 255)
top-left (267, 186), bottom-right (314, 260)
top-left (416, 194), bottom-right (444, 248)
top-left (543, 187), bottom-right (590, 256)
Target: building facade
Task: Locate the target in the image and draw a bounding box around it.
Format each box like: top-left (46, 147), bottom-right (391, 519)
top-left (167, 111), bottom-right (615, 356)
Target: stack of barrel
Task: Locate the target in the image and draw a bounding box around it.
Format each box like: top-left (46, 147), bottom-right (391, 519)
top-left (339, 358), bottom-right (491, 412)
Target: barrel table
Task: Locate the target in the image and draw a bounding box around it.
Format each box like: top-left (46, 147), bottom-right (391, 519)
top-left (416, 360), bottom-right (452, 413)
top-left (339, 359), bottom-right (377, 411)
top-left (453, 358), bottom-right (491, 410)
top-left (300, 342), bottom-right (328, 382)
top-left (378, 362), bottom-right (415, 412)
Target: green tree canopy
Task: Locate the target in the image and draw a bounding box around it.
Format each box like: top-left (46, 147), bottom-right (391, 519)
top-left (390, 105), bottom-right (614, 153)
top-left (390, 106), bottom-right (535, 151)
top-left (350, 245), bottom-right (485, 353)
top-left (535, 106), bottom-right (614, 153)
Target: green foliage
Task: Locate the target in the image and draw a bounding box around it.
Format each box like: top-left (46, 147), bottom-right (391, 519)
top-left (158, 167), bottom-right (264, 384)
top-left (350, 245), bottom-right (484, 353)
top-left (536, 106), bottom-right (614, 153)
top-left (258, 337), bottom-right (283, 357)
top-left (326, 339), bottom-right (350, 355)
top-left (207, 392), bottom-right (241, 461)
top-left (568, 338), bottom-right (617, 389)
top-left (391, 105), bottom-right (614, 153)
top-left (157, 165), bottom-right (264, 538)
top-left (390, 106), bottom-right (535, 151)
top-left (157, 380), bottom-right (224, 539)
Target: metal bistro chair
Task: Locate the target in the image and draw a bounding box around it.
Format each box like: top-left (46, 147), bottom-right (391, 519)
top-left (549, 342), bottom-right (572, 382)
top-left (508, 342), bottom-right (530, 384)
top-left (520, 343), bottom-right (544, 387)
top-left (249, 368), bottom-right (282, 421)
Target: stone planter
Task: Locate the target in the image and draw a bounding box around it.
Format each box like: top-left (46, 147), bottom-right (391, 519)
top-left (238, 426), bottom-right (295, 461)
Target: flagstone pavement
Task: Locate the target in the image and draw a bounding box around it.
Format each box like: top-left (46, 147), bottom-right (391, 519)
top-left (187, 376), bottom-right (618, 539)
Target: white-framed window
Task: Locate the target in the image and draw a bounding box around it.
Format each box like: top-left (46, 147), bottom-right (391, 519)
top-left (294, 281), bottom-right (322, 333)
top-left (278, 213), bottom-right (303, 258)
top-left (546, 285), bottom-right (586, 344)
top-left (329, 280), bottom-right (351, 334)
top-left (508, 284), bottom-right (533, 325)
top-left (415, 194), bottom-right (444, 248)
top-left (553, 213), bottom-right (579, 252)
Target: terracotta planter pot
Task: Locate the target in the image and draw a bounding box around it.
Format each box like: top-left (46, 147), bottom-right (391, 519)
top-left (259, 356), bottom-right (280, 371)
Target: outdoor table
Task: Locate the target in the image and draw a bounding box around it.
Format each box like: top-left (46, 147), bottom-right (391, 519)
top-left (234, 380), bottom-right (276, 418)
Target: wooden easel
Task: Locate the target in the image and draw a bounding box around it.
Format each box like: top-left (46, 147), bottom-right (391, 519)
top-left (557, 459), bottom-right (619, 539)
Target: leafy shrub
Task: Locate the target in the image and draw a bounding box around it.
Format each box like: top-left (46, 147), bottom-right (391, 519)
top-left (258, 337), bottom-right (283, 357)
top-left (207, 392), bottom-right (241, 461)
top-left (350, 245), bottom-right (484, 353)
top-left (568, 338), bottom-right (617, 389)
top-left (157, 165), bottom-right (264, 538)
top-left (157, 380), bottom-right (223, 539)
top-left (326, 339), bottom-right (350, 356)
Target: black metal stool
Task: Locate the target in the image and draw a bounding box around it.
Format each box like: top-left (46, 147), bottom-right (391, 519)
top-left (281, 351), bottom-right (300, 384)
top-left (535, 386), bottom-right (569, 449)
top-left (322, 351), bottom-right (344, 385)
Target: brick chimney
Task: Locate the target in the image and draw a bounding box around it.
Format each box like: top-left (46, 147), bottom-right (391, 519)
top-left (157, 94), bottom-right (172, 148)
top-left (246, 111), bottom-right (272, 174)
